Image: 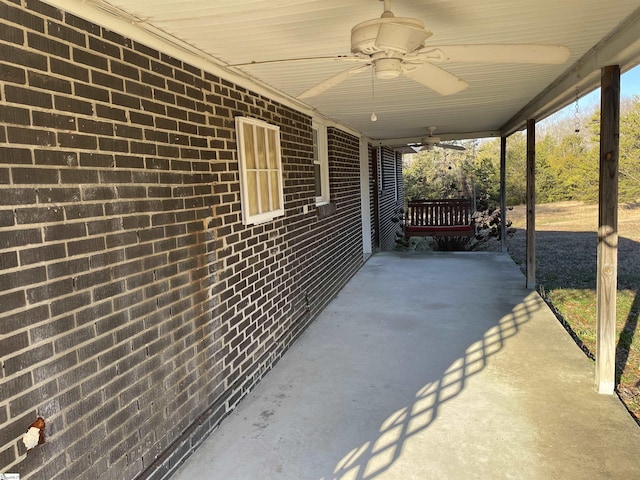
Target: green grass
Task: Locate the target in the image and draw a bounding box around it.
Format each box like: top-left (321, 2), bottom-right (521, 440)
top-left (539, 286), bottom-right (640, 424)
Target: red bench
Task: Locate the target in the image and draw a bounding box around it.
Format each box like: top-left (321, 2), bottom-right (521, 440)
top-left (405, 199), bottom-right (474, 237)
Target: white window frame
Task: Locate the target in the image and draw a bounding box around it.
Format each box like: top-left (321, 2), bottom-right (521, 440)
top-left (236, 116), bottom-right (285, 225)
top-left (312, 120), bottom-right (330, 205)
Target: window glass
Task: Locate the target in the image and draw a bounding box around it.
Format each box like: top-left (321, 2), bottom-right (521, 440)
top-left (243, 124), bottom-right (256, 169)
top-left (313, 122), bottom-right (329, 203)
top-left (314, 163), bottom-right (322, 196)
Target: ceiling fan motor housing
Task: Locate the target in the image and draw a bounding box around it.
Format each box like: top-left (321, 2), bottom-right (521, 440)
top-left (351, 17), bottom-right (429, 56)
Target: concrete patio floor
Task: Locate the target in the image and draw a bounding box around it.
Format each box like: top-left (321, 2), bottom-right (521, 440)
top-left (172, 252), bottom-right (640, 480)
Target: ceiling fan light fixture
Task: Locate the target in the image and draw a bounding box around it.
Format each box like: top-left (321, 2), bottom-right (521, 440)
top-left (422, 136), bottom-right (440, 144)
top-left (375, 58), bottom-right (402, 79)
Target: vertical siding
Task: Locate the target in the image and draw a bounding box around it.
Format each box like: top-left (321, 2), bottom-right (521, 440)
top-left (0, 1), bottom-right (365, 479)
top-left (368, 144), bottom-right (378, 250)
top-left (377, 147), bottom-right (403, 251)
top-left (396, 151), bottom-right (404, 206)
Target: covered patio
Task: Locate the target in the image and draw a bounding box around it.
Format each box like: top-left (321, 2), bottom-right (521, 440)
top-left (2, 2), bottom-right (640, 478)
top-left (172, 252), bottom-right (640, 480)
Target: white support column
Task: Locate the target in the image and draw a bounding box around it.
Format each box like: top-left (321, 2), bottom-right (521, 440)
top-left (360, 137), bottom-right (372, 259)
top-left (595, 65), bottom-right (620, 395)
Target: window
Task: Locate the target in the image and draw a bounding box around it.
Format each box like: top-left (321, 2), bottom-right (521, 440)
top-left (313, 121), bottom-right (330, 204)
top-left (236, 117), bottom-right (285, 225)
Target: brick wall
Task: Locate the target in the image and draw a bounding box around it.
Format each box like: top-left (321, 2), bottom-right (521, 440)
top-left (306, 127), bottom-right (364, 315)
top-left (0, 1), bottom-right (365, 479)
top-left (376, 147), bottom-right (403, 251)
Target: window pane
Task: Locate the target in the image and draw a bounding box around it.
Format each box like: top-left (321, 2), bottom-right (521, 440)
top-left (268, 129), bottom-right (278, 169)
top-left (314, 163), bottom-right (322, 197)
top-left (259, 171), bottom-right (270, 212)
top-left (247, 171), bottom-right (259, 215)
top-left (243, 124), bottom-right (256, 169)
top-left (312, 128), bottom-right (319, 162)
top-left (271, 171), bottom-right (281, 210)
top-left (257, 128), bottom-right (267, 169)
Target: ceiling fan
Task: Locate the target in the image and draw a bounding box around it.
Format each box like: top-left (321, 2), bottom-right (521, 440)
top-left (234, 0), bottom-right (571, 99)
top-left (408, 127), bottom-right (466, 152)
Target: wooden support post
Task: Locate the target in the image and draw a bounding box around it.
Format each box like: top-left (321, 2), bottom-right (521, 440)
top-left (596, 65), bottom-right (620, 395)
top-left (500, 136), bottom-right (507, 252)
top-left (525, 119), bottom-right (536, 289)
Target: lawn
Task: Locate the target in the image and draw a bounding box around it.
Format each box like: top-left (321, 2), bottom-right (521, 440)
top-left (506, 201), bottom-right (640, 423)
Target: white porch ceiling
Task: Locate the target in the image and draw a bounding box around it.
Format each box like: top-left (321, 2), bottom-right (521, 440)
top-left (46, 0), bottom-right (640, 144)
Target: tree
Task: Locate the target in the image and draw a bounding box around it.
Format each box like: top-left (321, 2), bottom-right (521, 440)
top-left (544, 133), bottom-right (596, 201)
top-left (403, 141), bottom-right (477, 201)
top-left (473, 141), bottom-right (500, 208)
top-left (535, 135), bottom-right (560, 203)
top-left (584, 96), bottom-right (640, 202)
top-left (505, 133), bottom-right (527, 205)
top-left (619, 95), bottom-right (640, 201)
top-left (402, 97), bottom-right (640, 207)
top-left (403, 150), bottom-right (440, 200)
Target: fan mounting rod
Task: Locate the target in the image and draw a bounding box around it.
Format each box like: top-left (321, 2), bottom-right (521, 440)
top-left (382, 0), bottom-right (392, 16)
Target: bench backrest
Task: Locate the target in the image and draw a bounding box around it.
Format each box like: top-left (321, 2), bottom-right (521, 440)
top-left (407, 199), bottom-right (472, 227)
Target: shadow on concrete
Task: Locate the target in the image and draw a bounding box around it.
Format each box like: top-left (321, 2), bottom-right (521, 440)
top-left (325, 291), bottom-right (541, 480)
top-left (172, 252), bottom-right (640, 480)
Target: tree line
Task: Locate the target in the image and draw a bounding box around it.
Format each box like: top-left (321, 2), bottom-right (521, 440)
top-left (403, 95), bottom-right (640, 208)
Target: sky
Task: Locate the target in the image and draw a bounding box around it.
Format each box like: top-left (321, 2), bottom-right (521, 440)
top-left (621, 64), bottom-right (640, 98)
top-left (538, 64), bottom-right (639, 128)
top-left (574, 63), bottom-right (640, 109)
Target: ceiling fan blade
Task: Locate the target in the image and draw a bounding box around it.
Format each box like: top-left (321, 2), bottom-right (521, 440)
top-left (402, 62), bottom-right (469, 96)
top-left (375, 22), bottom-right (431, 54)
top-left (439, 143), bottom-right (466, 151)
top-left (394, 145), bottom-right (420, 154)
top-left (297, 64), bottom-right (371, 99)
top-left (230, 55), bottom-right (366, 67)
top-left (420, 44), bottom-right (571, 64)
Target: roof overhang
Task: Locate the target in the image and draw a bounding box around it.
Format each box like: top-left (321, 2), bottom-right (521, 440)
top-left (40, 0), bottom-right (640, 143)
top-left (501, 5), bottom-right (640, 137)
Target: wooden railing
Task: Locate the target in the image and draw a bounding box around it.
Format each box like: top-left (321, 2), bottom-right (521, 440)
top-left (404, 199), bottom-right (474, 237)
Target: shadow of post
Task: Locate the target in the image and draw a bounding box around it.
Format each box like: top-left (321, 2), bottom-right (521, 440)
top-left (616, 291), bottom-right (639, 384)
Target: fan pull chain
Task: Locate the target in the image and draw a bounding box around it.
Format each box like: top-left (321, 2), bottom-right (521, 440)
top-left (371, 67), bottom-right (377, 122)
